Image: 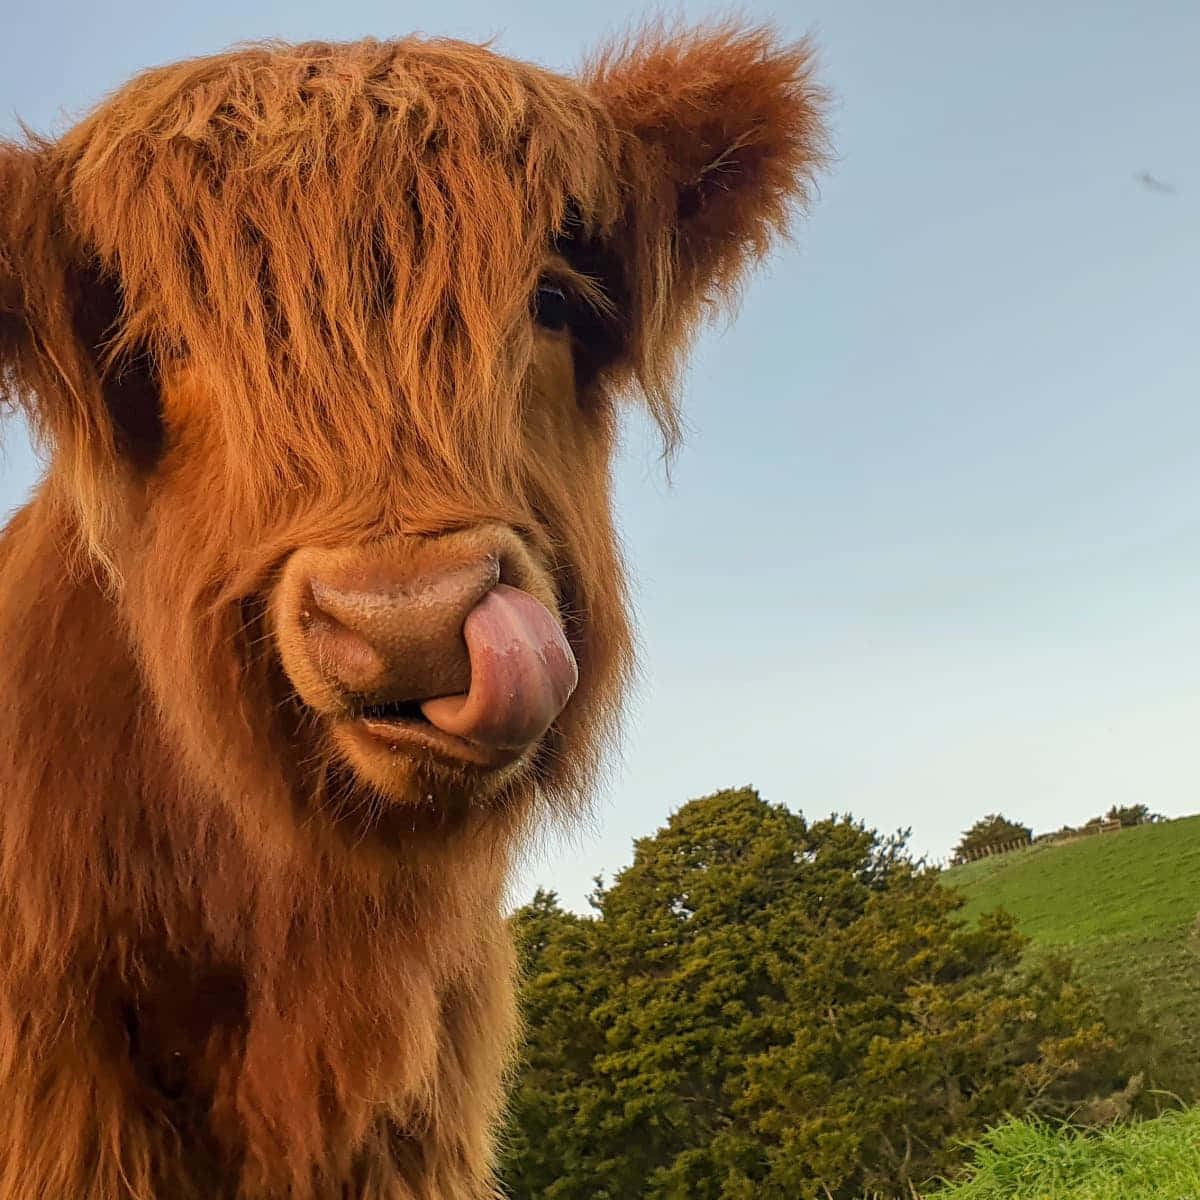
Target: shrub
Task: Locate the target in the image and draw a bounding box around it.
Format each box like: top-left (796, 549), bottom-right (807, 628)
top-left (502, 789), bottom-right (1127, 1199)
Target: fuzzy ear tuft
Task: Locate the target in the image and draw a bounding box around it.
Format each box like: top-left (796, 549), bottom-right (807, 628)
top-left (0, 141), bottom-right (47, 369)
top-left (0, 138), bottom-right (90, 423)
top-left (1, 138), bottom-right (136, 570)
top-left (586, 23), bottom-right (827, 274)
top-left (582, 23), bottom-right (828, 386)
top-left (1, 140), bottom-right (90, 441)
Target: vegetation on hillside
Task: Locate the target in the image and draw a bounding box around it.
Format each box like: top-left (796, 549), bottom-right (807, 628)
top-left (500, 789), bottom-right (1130, 1199)
top-left (945, 815), bottom-right (1200, 1103)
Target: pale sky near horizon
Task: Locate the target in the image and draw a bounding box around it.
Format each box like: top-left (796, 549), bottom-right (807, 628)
top-left (2, 2), bottom-right (1197, 912)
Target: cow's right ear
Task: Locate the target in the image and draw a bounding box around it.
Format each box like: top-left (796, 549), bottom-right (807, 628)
top-left (0, 139), bottom-right (83, 436)
top-left (1, 139), bottom-right (139, 570)
top-left (1, 140), bottom-right (127, 461)
top-left (0, 142), bottom-right (44, 371)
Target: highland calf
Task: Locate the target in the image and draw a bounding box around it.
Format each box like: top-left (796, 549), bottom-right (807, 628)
top-left (0, 26), bottom-right (825, 1199)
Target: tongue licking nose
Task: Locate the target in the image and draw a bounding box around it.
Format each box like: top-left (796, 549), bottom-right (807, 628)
top-left (421, 584), bottom-right (578, 752)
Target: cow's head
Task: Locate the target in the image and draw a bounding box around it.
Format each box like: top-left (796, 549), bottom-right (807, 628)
top-left (0, 29), bottom-right (825, 859)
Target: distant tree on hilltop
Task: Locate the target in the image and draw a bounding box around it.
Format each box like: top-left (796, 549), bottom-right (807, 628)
top-left (1106, 804), bottom-right (1158, 828)
top-left (954, 813), bottom-right (1033, 861)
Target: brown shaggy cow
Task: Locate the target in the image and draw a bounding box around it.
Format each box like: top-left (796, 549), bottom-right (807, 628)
top-left (0, 24), bottom-right (825, 1200)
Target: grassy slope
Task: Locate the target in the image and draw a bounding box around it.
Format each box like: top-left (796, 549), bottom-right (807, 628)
top-left (926, 1109), bottom-right (1200, 1199)
top-left (943, 815), bottom-right (1200, 1098)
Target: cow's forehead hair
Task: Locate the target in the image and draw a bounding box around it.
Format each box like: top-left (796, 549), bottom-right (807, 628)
top-left (53, 38), bottom-right (633, 483)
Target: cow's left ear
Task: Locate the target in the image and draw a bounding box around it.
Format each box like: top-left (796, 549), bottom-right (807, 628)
top-left (584, 24), bottom-right (828, 328)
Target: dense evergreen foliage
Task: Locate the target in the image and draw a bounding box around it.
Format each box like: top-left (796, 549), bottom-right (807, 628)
top-left (501, 789), bottom-right (1126, 1199)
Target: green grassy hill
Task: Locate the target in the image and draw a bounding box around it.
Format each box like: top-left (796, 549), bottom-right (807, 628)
top-left (943, 815), bottom-right (1200, 1098)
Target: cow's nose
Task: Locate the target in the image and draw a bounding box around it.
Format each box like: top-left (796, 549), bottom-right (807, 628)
top-left (301, 556), bottom-right (500, 703)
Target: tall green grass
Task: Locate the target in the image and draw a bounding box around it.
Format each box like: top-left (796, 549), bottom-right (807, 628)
top-left (926, 1109), bottom-right (1200, 1199)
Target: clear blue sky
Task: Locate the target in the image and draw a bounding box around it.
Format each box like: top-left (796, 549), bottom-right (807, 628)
top-left (3, 2), bottom-right (1198, 911)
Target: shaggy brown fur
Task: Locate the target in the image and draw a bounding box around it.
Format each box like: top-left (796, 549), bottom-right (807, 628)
top-left (0, 24), bottom-right (826, 1199)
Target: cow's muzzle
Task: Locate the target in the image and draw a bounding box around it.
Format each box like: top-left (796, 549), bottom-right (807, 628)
top-left (272, 526), bottom-right (578, 770)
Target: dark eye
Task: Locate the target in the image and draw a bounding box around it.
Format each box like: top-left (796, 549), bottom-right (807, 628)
top-left (533, 282), bottom-right (570, 332)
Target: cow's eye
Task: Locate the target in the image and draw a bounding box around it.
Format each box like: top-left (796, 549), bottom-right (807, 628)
top-left (533, 282), bottom-right (570, 332)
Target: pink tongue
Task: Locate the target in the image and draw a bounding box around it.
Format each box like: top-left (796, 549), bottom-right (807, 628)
top-left (420, 584), bottom-right (578, 752)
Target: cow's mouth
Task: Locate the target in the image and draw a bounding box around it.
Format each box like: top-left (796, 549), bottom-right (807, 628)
top-left (358, 698), bottom-right (426, 724)
top-left (341, 707), bottom-right (526, 770)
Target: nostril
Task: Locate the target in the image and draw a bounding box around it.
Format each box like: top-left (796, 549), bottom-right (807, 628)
top-left (495, 553), bottom-right (522, 590)
top-left (300, 585), bottom-right (390, 695)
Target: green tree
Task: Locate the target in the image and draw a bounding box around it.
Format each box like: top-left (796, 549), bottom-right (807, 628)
top-left (1105, 803), bottom-right (1157, 828)
top-left (503, 890), bottom-right (608, 1199)
top-left (953, 813), bottom-right (1032, 861)
top-left (501, 789), bottom-right (1125, 1199)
